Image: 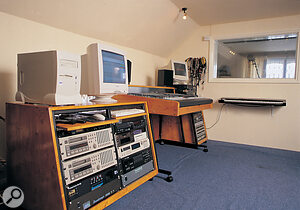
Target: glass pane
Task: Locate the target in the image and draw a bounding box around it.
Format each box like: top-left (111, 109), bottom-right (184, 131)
top-left (266, 58), bottom-right (284, 78)
top-left (286, 59), bottom-right (296, 78)
top-left (215, 33), bottom-right (298, 79)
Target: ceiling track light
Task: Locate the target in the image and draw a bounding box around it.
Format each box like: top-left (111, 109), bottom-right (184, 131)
top-left (182, 7), bottom-right (187, 20)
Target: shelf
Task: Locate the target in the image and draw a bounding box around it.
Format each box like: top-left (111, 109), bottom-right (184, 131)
top-left (114, 112), bottom-right (147, 120)
top-left (56, 119), bottom-right (119, 131)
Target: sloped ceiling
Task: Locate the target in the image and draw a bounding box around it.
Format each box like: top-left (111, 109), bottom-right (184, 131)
top-left (0, 0), bottom-right (199, 57)
top-left (171, 0), bottom-right (300, 25)
top-left (1, 0), bottom-right (300, 57)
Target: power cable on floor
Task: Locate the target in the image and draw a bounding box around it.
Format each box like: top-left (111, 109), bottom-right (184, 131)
top-left (207, 104), bottom-right (225, 129)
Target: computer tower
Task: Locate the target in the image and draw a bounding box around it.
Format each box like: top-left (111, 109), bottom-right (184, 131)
top-left (16, 50), bottom-right (82, 105)
top-left (157, 69), bottom-right (173, 87)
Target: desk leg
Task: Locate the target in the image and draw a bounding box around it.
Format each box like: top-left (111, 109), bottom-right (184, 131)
top-left (198, 144), bottom-right (208, 152)
top-left (179, 115), bottom-right (185, 144)
top-left (149, 115), bottom-right (173, 182)
top-left (159, 115), bottom-right (162, 140)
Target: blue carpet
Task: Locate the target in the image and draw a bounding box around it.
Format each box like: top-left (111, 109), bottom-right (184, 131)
top-left (106, 140), bottom-right (300, 210)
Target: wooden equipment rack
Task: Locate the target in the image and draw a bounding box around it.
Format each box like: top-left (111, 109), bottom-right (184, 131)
top-left (6, 101), bottom-right (158, 210)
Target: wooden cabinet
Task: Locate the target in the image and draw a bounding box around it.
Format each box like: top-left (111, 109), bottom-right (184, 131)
top-left (6, 102), bottom-right (158, 210)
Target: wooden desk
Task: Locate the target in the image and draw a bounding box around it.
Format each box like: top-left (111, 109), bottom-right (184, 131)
top-left (114, 87), bottom-right (213, 148)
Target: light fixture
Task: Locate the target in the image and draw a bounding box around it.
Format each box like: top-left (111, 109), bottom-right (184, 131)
top-left (229, 50), bottom-right (236, 55)
top-left (182, 8), bottom-right (187, 20)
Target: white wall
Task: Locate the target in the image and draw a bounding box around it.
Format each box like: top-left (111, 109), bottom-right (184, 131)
top-left (1, 11), bottom-right (300, 157)
top-left (0, 12), bottom-right (168, 157)
top-left (169, 15), bottom-right (300, 152)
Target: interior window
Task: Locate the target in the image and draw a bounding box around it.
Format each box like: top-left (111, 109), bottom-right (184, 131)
top-left (210, 32), bottom-right (299, 82)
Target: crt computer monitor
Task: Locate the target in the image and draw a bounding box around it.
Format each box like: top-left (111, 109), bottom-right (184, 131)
top-left (171, 60), bottom-right (188, 84)
top-left (82, 43), bottom-right (128, 102)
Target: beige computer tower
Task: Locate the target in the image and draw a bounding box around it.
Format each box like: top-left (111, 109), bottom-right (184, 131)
top-left (16, 50), bottom-right (82, 105)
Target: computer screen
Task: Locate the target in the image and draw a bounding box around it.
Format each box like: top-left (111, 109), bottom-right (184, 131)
top-left (174, 62), bottom-right (187, 76)
top-left (171, 60), bottom-right (188, 84)
top-left (81, 43), bottom-right (128, 100)
top-left (102, 50), bottom-right (126, 84)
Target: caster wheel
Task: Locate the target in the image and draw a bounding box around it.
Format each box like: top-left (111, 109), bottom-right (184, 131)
top-left (159, 141), bottom-right (165, 145)
top-left (203, 148), bottom-right (208, 152)
top-left (165, 176), bottom-right (173, 182)
top-left (149, 178), bottom-right (153, 181)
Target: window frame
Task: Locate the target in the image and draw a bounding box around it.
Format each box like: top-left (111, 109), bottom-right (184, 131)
top-left (208, 31), bottom-right (300, 84)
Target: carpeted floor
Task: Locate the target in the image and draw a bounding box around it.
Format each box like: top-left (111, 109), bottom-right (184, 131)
top-left (106, 140), bottom-right (300, 210)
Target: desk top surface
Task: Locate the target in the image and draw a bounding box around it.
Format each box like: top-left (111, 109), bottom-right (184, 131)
top-left (113, 94), bottom-right (213, 116)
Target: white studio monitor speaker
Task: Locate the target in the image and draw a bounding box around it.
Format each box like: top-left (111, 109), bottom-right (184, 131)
top-left (16, 50), bottom-right (82, 105)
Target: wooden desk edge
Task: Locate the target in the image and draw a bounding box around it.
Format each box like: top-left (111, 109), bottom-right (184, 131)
top-left (179, 103), bottom-right (213, 116)
top-left (113, 95), bottom-right (213, 116)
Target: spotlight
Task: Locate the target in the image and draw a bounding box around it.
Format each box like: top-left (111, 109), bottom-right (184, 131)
top-left (229, 50), bottom-right (236, 55)
top-left (182, 8), bottom-right (187, 20)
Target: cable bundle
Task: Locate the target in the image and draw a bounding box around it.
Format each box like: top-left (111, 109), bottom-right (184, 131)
top-left (185, 57), bottom-right (207, 95)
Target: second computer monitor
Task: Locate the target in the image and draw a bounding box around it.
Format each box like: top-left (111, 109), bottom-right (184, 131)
top-left (171, 60), bottom-right (188, 84)
top-left (82, 43), bottom-right (128, 101)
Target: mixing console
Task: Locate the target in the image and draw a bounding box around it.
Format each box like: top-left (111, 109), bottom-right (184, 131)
top-left (128, 93), bottom-right (213, 107)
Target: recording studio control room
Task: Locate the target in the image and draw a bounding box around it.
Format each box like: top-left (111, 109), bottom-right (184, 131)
top-left (0, 1), bottom-right (299, 210)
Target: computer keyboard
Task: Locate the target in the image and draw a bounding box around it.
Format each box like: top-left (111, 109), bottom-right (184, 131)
top-left (111, 109), bottom-right (145, 118)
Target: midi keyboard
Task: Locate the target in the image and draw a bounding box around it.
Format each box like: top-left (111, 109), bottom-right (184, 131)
top-left (219, 97), bottom-right (286, 106)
